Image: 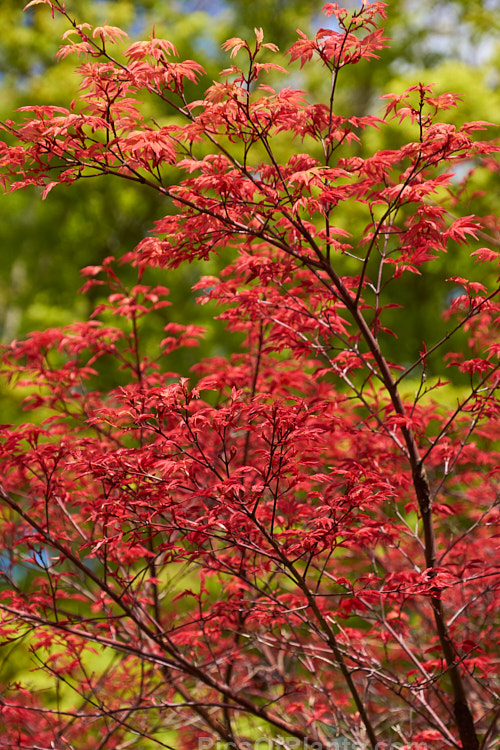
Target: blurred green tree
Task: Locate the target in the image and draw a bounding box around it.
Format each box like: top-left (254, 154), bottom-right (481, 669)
top-left (0, 0), bottom-right (498, 380)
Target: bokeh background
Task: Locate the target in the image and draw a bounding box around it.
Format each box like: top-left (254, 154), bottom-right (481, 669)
top-left (1, 0), bottom-right (499, 402)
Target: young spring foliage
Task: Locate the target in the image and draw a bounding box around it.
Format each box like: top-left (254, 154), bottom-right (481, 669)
top-left (0, 2), bottom-right (499, 748)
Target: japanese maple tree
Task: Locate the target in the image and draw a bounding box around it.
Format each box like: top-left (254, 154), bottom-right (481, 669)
top-left (0, 1), bottom-right (499, 749)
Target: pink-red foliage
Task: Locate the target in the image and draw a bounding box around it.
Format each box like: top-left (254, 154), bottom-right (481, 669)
top-left (0, 2), bottom-right (498, 749)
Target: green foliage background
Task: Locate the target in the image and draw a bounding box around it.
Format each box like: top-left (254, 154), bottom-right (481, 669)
top-left (1, 0), bottom-right (499, 407)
